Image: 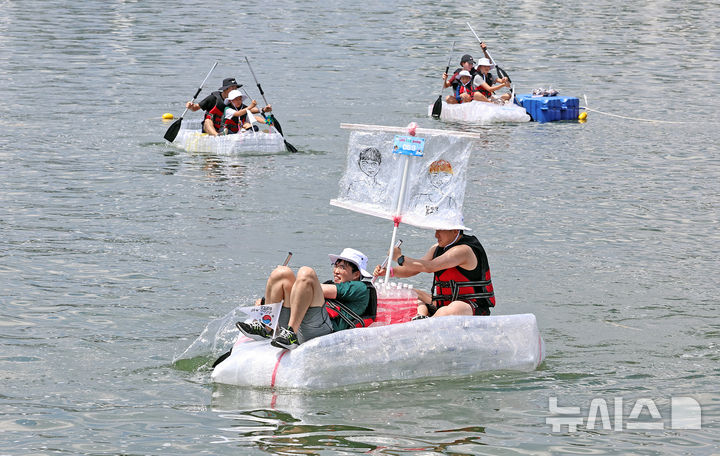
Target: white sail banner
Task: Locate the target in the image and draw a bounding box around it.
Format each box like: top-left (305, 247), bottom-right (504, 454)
top-left (330, 124), bottom-right (481, 230)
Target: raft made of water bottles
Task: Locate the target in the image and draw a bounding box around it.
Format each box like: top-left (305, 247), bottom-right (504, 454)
top-left (211, 285), bottom-right (546, 389)
top-left (428, 100), bottom-right (531, 124)
top-left (172, 119), bottom-right (287, 155)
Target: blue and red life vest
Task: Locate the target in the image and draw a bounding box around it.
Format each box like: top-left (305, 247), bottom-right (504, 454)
top-left (454, 81), bottom-right (475, 102)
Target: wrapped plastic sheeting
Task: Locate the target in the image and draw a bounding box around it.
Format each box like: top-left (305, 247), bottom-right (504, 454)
top-left (211, 314), bottom-right (545, 390)
top-left (173, 119), bottom-right (286, 155)
top-left (429, 101), bottom-right (530, 124)
top-left (331, 124), bottom-right (480, 230)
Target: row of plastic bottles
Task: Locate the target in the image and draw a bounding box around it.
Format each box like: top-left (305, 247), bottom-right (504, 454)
top-left (374, 282), bottom-right (418, 325)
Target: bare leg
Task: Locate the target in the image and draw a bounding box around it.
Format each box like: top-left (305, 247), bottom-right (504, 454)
top-left (264, 266), bottom-right (295, 304)
top-left (433, 300), bottom-right (474, 317)
top-left (286, 266), bottom-right (325, 330)
top-left (473, 92), bottom-right (490, 103)
top-left (203, 118), bottom-right (218, 136)
top-left (411, 289), bottom-right (432, 316)
top-left (445, 95), bottom-right (458, 104)
top-left (459, 93), bottom-right (472, 103)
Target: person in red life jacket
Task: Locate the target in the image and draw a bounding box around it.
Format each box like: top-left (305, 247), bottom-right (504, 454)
top-left (373, 229), bottom-right (495, 319)
top-left (237, 248), bottom-right (375, 350)
top-left (442, 53), bottom-right (477, 93)
top-left (472, 58), bottom-right (511, 103)
top-left (185, 77), bottom-right (240, 136)
top-left (221, 90), bottom-right (272, 134)
top-left (447, 70), bottom-right (475, 104)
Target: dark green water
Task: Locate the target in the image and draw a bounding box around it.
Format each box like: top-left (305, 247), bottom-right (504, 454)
top-left (1, 0), bottom-right (718, 454)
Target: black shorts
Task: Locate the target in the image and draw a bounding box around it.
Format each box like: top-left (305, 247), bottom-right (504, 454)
top-left (432, 300), bottom-right (490, 316)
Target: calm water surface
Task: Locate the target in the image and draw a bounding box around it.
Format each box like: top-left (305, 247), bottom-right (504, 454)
top-left (1, 1), bottom-right (718, 454)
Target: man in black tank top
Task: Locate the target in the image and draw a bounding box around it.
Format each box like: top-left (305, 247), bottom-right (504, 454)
top-left (373, 229), bottom-right (495, 318)
top-left (185, 77), bottom-right (240, 136)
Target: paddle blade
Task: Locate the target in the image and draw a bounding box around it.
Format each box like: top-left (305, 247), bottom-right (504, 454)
top-left (266, 114), bottom-right (297, 152)
top-left (284, 140), bottom-right (299, 154)
top-left (163, 117), bottom-right (183, 142)
top-left (269, 114), bottom-right (284, 136)
top-left (431, 95), bottom-right (443, 118)
top-left (211, 350), bottom-right (232, 368)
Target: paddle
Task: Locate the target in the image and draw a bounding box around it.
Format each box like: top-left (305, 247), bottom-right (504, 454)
top-left (211, 252), bottom-right (293, 368)
top-left (164, 61), bottom-right (218, 143)
top-left (431, 41), bottom-right (456, 119)
top-left (466, 23), bottom-right (514, 100)
top-left (244, 57), bottom-right (299, 153)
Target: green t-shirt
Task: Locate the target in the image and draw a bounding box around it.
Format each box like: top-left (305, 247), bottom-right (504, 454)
top-left (330, 280), bottom-right (370, 331)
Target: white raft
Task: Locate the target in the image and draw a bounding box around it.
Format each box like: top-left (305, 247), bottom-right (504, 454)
top-left (211, 313), bottom-right (545, 389)
top-left (428, 100), bottom-right (530, 124)
top-left (173, 119), bottom-right (287, 155)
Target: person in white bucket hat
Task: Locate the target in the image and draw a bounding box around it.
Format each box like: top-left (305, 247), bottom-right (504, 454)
top-left (221, 89), bottom-right (272, 134)
top-left (238, 247), bottom-right (375, 350)
top-left (473, 57), bottom-right (511, 103)
top-left (373, 221), bottom-right (495, 320)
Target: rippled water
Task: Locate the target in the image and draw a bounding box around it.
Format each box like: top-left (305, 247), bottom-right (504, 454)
top-left (1, 0), bottom-right (718, 454)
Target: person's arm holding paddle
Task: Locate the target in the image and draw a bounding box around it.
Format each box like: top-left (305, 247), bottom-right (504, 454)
top-left (473, 76), bottom-right (510, 96)
top-left (479, 41), bottom-right (491, 61)
top-left (233, 99), bottom-right (257, 118)
top-left (442, 71), bottom-right (454, 89)
top-left (374, 243), bottom-right (474, 279)
top-left (163, 61), bottom-right (218, 142)
top-left (372, 241), bottom-right (477, 320)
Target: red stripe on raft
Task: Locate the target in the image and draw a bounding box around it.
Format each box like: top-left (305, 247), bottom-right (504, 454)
top-left (271, 349), bottom-right (289, 387)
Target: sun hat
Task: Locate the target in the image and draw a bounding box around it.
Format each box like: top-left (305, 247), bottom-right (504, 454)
top-left (329, 248), bottom-right (372, 278)
top-left (225, 90), bottom-right (251, 106)
top-left (407, 210), bottom-right (471, 231)
top-left (460, 54), bottom-right (475, 65)
top-left (475, 58), bottom-right (495, 68)
top-left (457, 70), bottom-right (472, 79)
top-left (219, 77), bottom-right (241, 91)
top-left (226, 89), bottom-right (243, 100)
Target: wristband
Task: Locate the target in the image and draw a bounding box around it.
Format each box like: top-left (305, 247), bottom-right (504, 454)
top-left (389, 267), bottom-right (395, 277)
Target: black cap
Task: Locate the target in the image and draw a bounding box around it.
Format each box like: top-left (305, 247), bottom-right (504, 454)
top-left (460, 54), bottom-right (475, 65)
top-left (219, 78), bottom-right (241, 91)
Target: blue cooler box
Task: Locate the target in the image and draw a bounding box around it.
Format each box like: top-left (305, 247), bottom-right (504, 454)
top-left (515, 94), bottom-right (580, 122)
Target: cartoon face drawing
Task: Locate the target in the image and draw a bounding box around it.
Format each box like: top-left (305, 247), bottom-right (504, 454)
top-left (358, 147), bottom-right (381, 178)
top-left (428, 159), bottom-right (453, 189)
top-left (430, 170), bottom-right (452, 188)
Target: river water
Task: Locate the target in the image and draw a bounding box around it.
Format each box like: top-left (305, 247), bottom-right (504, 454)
top-left (1, 0), bottom-right (718, 454)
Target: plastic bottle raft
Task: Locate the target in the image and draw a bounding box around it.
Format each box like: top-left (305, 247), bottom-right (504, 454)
top-left (211, 284), bottom-right (546, 389)
top-left (427, 100), bottom-right (531, 124)
top-left (172, 119), bottom-right (286, 155)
